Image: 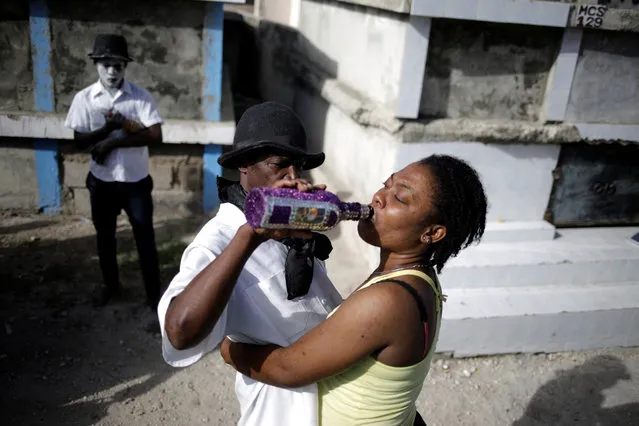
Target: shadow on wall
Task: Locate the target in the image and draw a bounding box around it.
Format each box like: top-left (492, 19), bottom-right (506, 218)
top-left (222, 13), bottom-right (338, 167)
top-left (0, 214), bottom-right (209, 425)
top-left (514, 355), bottom-right (639, 426)
top-left (247, 17), bottom-right (338, 151)
top-left (224, 11), bottom-right (263, 120)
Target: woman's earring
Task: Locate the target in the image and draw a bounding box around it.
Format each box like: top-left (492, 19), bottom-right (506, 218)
top-left (422, 235), bottom-right (431, 244)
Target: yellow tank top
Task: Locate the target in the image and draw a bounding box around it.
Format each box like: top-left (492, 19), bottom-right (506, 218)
top-left (318, 270), bottom-right (445, 426)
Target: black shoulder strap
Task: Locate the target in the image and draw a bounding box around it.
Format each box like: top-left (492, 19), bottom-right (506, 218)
top-left (382, 279), bottom-right (428, 323)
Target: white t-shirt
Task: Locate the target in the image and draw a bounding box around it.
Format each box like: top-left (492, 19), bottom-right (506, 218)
top-left (64, 80), bottom-right (163, 183)
top-left (157, 203), bottom-right (343, 426)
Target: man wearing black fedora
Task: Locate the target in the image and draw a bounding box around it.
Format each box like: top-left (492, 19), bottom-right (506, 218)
top-left (65, 34), bottom-right (163, 309)
top-left (158, 102), bottom-right (342, 426)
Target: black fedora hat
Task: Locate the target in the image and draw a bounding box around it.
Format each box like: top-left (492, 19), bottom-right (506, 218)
top-left (218, 102), bottom-right (325, 170)
top-left (88, 34), bottom-right (133, 62)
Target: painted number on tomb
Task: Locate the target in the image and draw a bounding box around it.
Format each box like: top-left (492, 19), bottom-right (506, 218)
top-left (575, 4), bottom-right (607, 28)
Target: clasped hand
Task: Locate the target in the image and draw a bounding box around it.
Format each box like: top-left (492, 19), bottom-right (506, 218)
top-left (105, 109), bottom-right (126, 131)
top-left (91, 140), bottom-right (115, 165)
top-left (249, 178), bottom-right (327, 242)
top-left (91, 110), bottom-right (126, 164)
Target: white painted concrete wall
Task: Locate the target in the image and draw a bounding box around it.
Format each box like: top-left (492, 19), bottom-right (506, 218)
top-left (295, 88), bottom-right (398, 269)
top-left (256, 0), bottom-right (294, 27)
top-left (297, 0), bottom-right (407, 111)
top-left (396, 142), bottom-right (561, 222)
top-left (296, 89), bottom-right (399, 209)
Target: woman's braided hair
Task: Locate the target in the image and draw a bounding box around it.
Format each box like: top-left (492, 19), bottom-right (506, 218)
top-left (418, 155), bottom-right (487, 273)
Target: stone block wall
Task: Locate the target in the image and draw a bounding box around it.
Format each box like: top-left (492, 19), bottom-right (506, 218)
top-left (0, 139), bottom-right (38, 210)
top-left (0, 2), bottom-right (34, 112)
top-left (565, 30), bottom-right (639, 125)
top-left (49, 0), bottom-right (206, 120)
top-left (420, 19), bottom-right (562, 121)
top-left (0, 0), bottom-right (209, 121)
top-left (58, 142), bottom-right (204, 216)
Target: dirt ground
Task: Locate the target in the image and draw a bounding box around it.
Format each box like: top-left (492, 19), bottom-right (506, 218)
top-left (1, 212), bottom-right (638, 426)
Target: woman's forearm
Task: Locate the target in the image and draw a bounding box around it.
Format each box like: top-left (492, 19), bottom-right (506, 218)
top-left (223, 341), bottom-right (309, 387)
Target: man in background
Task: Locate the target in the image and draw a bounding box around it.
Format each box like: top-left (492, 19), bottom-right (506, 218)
top-left (65, 34), bottom-right (163, 309)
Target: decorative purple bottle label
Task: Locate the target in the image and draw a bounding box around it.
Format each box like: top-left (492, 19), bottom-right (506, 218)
top-left (244, 187), bottom-right (371, 231)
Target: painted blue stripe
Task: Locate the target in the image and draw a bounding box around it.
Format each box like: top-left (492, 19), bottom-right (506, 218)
top-left (203, 145), bottom-right (223, 212)
top-left (29, 0), bottom-right (55, 113)
top-left (33, 140), bottom-right (61, 214)
top-left (202, 2), bottom-right (224, 212)
top-left (29, 0), bottom-right (60, 214)
top-left (202, 2), bottom-right (224, 122)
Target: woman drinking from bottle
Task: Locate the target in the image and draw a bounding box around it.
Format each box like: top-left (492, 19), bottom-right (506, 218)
top-left (221, 154), bottom-right (488, 425)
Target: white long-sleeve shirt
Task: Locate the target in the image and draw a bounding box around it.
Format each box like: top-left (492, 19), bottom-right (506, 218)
top-left (157, 203), bottom-right (343, 426)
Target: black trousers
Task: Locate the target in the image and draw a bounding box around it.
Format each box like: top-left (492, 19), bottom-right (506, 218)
top-left (86, 172), bottom-right (161, 303)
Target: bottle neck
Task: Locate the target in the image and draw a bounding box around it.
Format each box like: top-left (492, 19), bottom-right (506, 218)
top-left (339, 202), bottom-right (373, 221)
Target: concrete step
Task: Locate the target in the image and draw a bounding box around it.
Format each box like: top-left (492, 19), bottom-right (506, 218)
top-left (482, 220), bottom-right (556, 243)
top-left (440, 227), bottom-right (639, 288)
top-left (438, 281), bottom-right (639, 357)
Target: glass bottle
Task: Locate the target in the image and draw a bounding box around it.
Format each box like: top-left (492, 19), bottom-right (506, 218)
top-left (244, 187), bottom-right (373, 232)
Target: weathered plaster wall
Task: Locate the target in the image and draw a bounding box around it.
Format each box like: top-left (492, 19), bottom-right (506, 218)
top-left (0, 139), bottom-right (38, 210)
top-left (420, 19), bottom-right (562, 121)
top-left (295, 86), bottom-right (398, 269)
top-left (0, 2), bottom-right (34, 112)
top-left (49, 0), bottom-right (205, 120)
top-left (565, 30), bottom-right (639, 125)
top-left (258, 0), bottom-right (294, 27)
top-left (396, 142), bottom-right (561, 223)
top-left (297, 0), bottom-right (408, 111)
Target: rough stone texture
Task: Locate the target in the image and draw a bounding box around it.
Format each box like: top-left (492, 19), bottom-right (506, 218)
top-left (147, 144), bottom-right (203, 192)
top-left (0, 2), bottom-right (34, 113)
top-left (565, 30), bottom-right (639, 125)
top-left (400, 118), bottom-right (582, 144)
top-left (48, 0), bottom-right (205, 120)
top-left (0, 139), bottom-right (38, 210)
top-left (420, 19), bottom-right (562, 121)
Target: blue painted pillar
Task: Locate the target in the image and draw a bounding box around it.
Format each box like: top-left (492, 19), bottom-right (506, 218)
top-left (29, 0), bottom-right (61, 214)
top-left (202, 2), bottom-right (224, 212)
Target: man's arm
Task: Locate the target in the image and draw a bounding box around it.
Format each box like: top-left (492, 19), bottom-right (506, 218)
top-left (164, 224), bottom-right (264, 350)
top-left (164, 178), bottom-right (319, 351)
top-left (74, 127), bottom-right (114, 150)
top-left (72, 110), bottom-right (125, 151)
top-left (107, 123), bottom-right (162, 149)
top-left (91, 123), bottom-right (162, 164)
